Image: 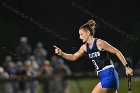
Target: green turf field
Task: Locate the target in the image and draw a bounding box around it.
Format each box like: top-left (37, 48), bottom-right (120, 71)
top-left (69, 77), bottom-right (140, 93)
top-left (37, 77), bottom-right (140, 93)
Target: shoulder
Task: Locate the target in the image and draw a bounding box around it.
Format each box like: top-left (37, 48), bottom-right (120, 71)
top-left (96, 39), bottom-right (108, 50)
top-left (79, 43), bottom-right (87, 52)
top-left (96, 39), bottom-right (105, 45)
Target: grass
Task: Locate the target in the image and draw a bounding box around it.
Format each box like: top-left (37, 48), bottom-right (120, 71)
top-left (37, 77), bottom-right (140, 93)
top-left (69, 77), bottom-right (140, 93)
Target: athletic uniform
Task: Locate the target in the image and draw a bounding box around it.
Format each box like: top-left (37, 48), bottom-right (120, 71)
top-left (86, 38), bottom-right (119, 89)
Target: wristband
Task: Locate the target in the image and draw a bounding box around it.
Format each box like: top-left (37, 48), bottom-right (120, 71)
top-left (124, 64), bottom-right (129, 68)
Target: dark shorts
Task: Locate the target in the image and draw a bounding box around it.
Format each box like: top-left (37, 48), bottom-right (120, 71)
top-left (98, 67), bottom-right (119, 89)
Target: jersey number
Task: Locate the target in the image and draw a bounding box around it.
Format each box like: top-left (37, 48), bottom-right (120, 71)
top-left (92, 60), bottom-right (99, 70)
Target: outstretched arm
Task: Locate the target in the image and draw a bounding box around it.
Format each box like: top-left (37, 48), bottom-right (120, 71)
top-left (54, 45), bottom-right (86, 61)
top-left (97, 39), bottom-right (133, 76)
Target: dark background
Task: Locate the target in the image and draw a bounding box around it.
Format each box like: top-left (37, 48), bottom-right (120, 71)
top-left (0, 0), bottom-right (140, 72)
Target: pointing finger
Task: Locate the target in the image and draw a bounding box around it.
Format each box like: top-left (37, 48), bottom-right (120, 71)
top-left (54, 45), bottom-right (59, 49)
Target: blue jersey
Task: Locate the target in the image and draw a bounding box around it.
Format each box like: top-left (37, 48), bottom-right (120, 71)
top-left (86, 38), bottom-right (112, 71)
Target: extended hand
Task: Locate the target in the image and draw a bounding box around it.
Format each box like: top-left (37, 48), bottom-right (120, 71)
top-left (54, 45), bottom-right (63, 56)
top-left (125, 67), bottom-right (133, 76)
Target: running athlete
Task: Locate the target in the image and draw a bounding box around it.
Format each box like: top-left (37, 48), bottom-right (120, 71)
top-left (54, 19), bottom-right (133, 93)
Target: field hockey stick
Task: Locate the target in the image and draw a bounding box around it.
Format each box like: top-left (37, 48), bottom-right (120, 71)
top-left (126, 58), bottom-right (132, 93)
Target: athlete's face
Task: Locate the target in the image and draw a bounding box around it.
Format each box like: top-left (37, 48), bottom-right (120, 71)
top-left (79, 29), bottom-right (90, 43)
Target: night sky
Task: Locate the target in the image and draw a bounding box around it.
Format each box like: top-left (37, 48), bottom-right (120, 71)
top-left (0, 0), bottom-right (140, 71)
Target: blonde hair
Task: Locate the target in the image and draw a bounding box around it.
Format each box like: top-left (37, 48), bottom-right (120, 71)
top-left (80, 19), bottom-right (96, 36)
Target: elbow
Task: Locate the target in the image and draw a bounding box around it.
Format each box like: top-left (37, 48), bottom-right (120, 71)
top-left (71, 55), bottom-right (77, 61)
top-left (114, 49), bottom-right (121, 56)
top-left (71, 57), bottom-right (77, 61)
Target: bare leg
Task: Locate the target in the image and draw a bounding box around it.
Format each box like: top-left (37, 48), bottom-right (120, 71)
top-left (91, 82), bottom-right (107, 93)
